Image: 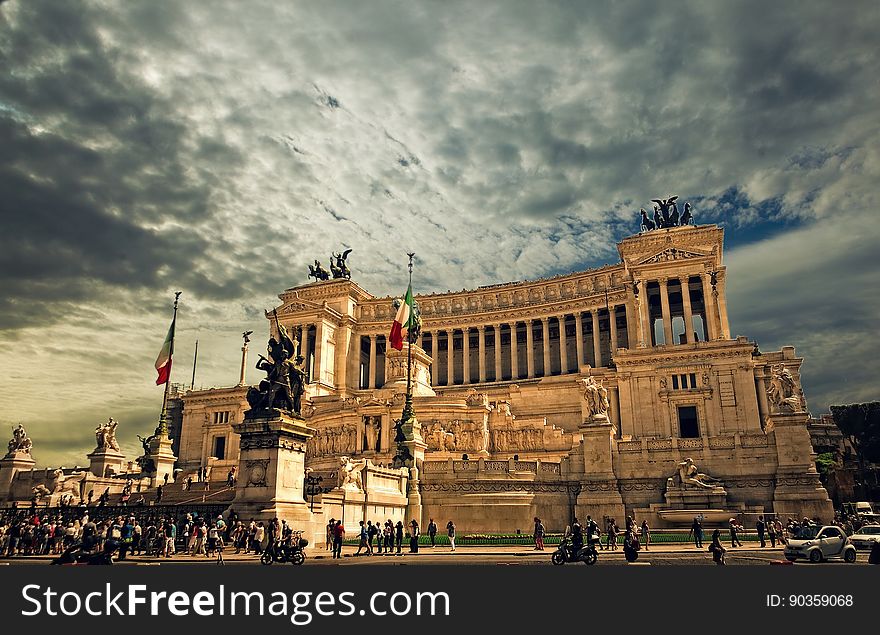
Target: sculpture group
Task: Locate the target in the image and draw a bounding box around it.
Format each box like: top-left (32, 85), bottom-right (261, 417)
top-left (581, 376), bottom-right (610, 420)
top-left (94, 417), bottom-right (121, 452)
top-left (246, 317), bottom-right (307, 418)
top-left (308, 248), bottom-right (353, 282)
top-left (767, 363), bottom-right (803, 413)
top-left (6, 423), bottom-right (32, 457)
top-left (639, 196), bottom-right (695, 232)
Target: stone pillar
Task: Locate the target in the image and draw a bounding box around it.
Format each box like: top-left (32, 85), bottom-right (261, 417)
top-left (659, 278), bottom-right (673, 346)
top-left (446, 329), bottom-right (455, 386)
top-left (574, 422), bottom-right (625, 524)
top-left (591, 310), bottom-right (602, 367)
top-left (494, 325), bottom-right (502, 381)
top-left (416, 333), bottom-right (423, 349)
top-left (680, 278), bottom-right (695, 343)
top-left (755, 369), bottom-right (770, 426)
top-left (541, 317), bottom-right (551, 376)
top-left (87, 447), bottom-right (127, 479)
top-left (608, 305), bottom-right (618, 355)
top-left (462, 327), bottom-right (471, 384)
top-left (313, 321), bottom-right (327, 385)
top-left (574, 312), bottom-right (584, 368)
top-left (230, 413), bottom-right (320, 544)
top-left (510, 322), bottom-right (519, 380)
top-left (368, 334), bottom-right (378, 389)
top-left (238, 342), bottom-right (249, 387)
top-left (558, 315), bottom-right (568, 373)
top-left (768, 412), bottom-right (834, 521)
top-left (717, 273), bottom-right (731, 339)
top-left (702, 274), bottom-right (718, 341)
top-left (609, 386), bottom-right (621, 432)
top-left (478, 326), bottom-right (487, 383)
top-left (0, 451), bottom-right (36, 503)
top-left (431, 331), bottom-right (439, 385)
top-left (639, 281), bottom-right (651, 347)
top-left (145, 431), bottom-right (177, 487)
top-left (526, 320), bottom-right (535, 379)
top-left (301, 325), bottom-right (312, 383)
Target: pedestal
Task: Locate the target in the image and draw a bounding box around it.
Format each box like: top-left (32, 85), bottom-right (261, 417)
top-left (769, 411), bottom-right (834, 521)
top-left (145, 433), bottom-right (177, 487)
top-left (574, 421), bottom-right (625, 523)
top-left (87, 448), bottom-right (127, 478)
top-left (229, 413), bottom-right (320, 541)
top-left (0, 451), bottom-right (35, 502)
top-left (383, 343), bottom-right (435, 396)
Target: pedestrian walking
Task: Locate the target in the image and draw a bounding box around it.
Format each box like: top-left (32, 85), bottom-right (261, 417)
top-left (446, 520), bottom-right (456, 552)
top-left (427, 518), bottom-right (438, 547)
top-left (395, 521), bottom-right (404, 554)
top-left (710, 528), bottom-right (726, 565)
top-left (768, 518), bottom-right (777, 548)
top-left (756, 516), bottom-right (766, 548)
top-left (373, 520), bottom-right (383, 554)
top-left (356, 521), bottom-right (370, 556)
top-left (640, 520), bottom-right (650, 551)
top-left (326, 519), bottom-right (334, 551)
top-left (533, 517), bottom-right (545, 551)
top-left (333, 520), bottom-right (345, 559)
top-left (729, 518), bottom-right (743, 547)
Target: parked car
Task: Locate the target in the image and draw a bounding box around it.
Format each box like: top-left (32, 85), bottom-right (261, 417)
top-left (784, 525), bottom-right (857, 563)
top-left (848, 525), bottom-right (880, 550)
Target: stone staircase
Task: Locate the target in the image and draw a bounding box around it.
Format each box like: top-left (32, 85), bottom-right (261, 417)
top-left (112, 480), bottom-right (236, 506)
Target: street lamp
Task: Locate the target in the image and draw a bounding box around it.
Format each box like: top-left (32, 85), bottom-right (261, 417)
top-left (305, 474), bottom-right (325, 512)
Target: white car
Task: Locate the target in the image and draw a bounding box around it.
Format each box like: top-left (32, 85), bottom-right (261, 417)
top-left (784, 525), bottom-right (857, 563)
top-left (848, 525), bottom-right (880, 550)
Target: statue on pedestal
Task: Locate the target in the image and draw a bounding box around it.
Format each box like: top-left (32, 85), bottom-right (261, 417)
top-left (581, 376), bottom-right (610, 420)
top-left (675, 458), bottom-right (722, 490)
top-left (767, 364), bottom-right (803, 413)
top-left (245, 317), bottom-right (306, 418)
top-left (6, 423), bottom-right (32, 457)
top-left (94, 417), bottom-right (121, 452)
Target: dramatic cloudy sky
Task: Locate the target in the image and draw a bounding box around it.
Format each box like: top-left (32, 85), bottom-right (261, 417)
top-left (2, 1), bottom-right (878, 468)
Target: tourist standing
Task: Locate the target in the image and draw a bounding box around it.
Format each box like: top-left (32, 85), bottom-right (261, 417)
top-left (333, 520), bottom-right (345, 559)
top-left (326, 518), bottom-right (334, 551)
top-left (640, 520), bottom-right (650, 551)
top-left (533, 517), bottom-right (545, 551)
top-left (409, 520), bottom-right (420, 553)
top-left (446, 520), bottom-right (456, 552)
top-left (395, 521), bottom-right (404, 554)
top-left (689, 516), bottom-right (703, 548)
top-left (767, 518), bottom-right (777, 548)
top-left (756, 516), bottom-right (766, 548)
top-left (427, 518), bottom-right (438, 547)
top-left (367, 520), bottom-right (378, 554)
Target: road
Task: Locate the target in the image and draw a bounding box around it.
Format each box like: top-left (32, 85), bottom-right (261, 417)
top-left (1, 544), bottom-right (873, 566)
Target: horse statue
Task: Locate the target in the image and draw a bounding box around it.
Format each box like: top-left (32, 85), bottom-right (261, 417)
top-left (329, 249), bottom-right (352, 279)
top-left (680, 202), bottom-right (694, 225)
top-left (651, 196), bottom-right (679, 228)
top-left (639, 208), bottom-right (656, 232)
top-left (308, 259), bottom-right (330, 282)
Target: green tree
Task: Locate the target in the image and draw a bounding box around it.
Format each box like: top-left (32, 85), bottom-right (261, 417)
top-left (830, 402), bottom-right (880, 499)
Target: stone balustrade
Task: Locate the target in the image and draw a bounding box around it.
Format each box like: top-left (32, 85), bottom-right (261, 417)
top-left (615, 432), bottom-right (772, 454)
top-left (424, 457), bottom-right (565, 480)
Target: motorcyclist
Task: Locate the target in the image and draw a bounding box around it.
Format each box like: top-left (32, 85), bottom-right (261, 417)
top-left (571, 518), bottom-right (584, 556)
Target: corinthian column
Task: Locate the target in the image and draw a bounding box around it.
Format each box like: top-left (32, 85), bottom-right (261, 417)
top-left (478, 325), bottom-right (487, 383)
top-left (591, 310), bottom-right (602, 367)
top-left (446, 329), bottom-right (455, 386)
top-left (510, 322), bottom-right (519, 379)
top-left (541, 317), bottom-right (551, 376)
top-left (463, 327), bottom-right (471, 384)
top-left (368, 334), bottom-right (377, 389)
top-left (526, 319), bottom-right (535, 379)
top-left (659, 278), bottom-right (673, 346)
top-left (701, 274), bottom-right (718, 340)
top-left (575, 312), bottom-right (584, 368)
top-left (431, 331), bottom-right (439, 385)
top-left (608, 306), bottom-right (618, 355)
top-left (494, 325), bottom-right (502, 381)
top-left (681, 277), bottom-right (694, 343)
top-left (558, 315), bottom-right (568, 373)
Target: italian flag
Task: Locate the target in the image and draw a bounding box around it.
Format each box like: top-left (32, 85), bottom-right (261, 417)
top-left (154, 317), bottom-right (176, 385)
top-left (389, 284), bottom-right (414, 350)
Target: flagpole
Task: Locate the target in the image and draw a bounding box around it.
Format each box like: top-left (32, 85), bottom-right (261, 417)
top-left (158, 291), bottom-right (182, 435)
top-left (191, 339), bottom-right (199, 390)
top-left (406, 252), bottom-right (415, 400)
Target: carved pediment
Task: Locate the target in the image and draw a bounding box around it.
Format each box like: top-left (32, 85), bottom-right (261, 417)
top-left (275, 297), bottom-right (323, 314)
top-left (637, 247), bottom-right (709, 265)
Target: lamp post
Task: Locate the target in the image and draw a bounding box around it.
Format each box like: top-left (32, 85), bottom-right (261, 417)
top-left (305, 474), bottom-right (324, 513)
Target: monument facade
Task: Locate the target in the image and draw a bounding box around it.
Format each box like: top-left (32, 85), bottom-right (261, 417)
top-left (169, 216), bottom-right (832, 531)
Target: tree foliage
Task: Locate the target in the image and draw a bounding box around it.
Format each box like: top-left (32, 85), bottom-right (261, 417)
top-left (830, 402), bottom-right (880, 464)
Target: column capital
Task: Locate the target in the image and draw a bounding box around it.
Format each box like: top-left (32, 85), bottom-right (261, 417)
top-left (477, 324), bottom-right (486, 332)
top-left (658, 276), bottom-right (669, 287)
top-left (369, 333), bottom-right (377, 341)
top-left (540, 315), bottom-right (550, 324)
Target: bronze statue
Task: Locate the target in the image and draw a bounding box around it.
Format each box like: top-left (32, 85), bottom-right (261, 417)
top-left (308, 259), bottom-right (330, 282)
top-left (330, 249), bottom-right (352, 279)
top-left (245, 320), bottom-right (307, 418)
top-left (680, 202), bottom-right (693, 225)
top-left (651, 196), bottom-right (679, 228)
top-left (639, 208), bottom-right (655, 232)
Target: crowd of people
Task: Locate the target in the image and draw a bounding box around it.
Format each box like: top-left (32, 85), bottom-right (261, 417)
top-left (326, 517), bottom-right (457, 557)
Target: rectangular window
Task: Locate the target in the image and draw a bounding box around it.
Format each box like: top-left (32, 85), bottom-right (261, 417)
top-left (678, 406), bottom-right (700, 438)
top-left (672, 375), bottom-right (679, 390)
top-left (690, 373), bottom-right (697, 389)
top-left (212, 436), bottom-right (226, 460)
